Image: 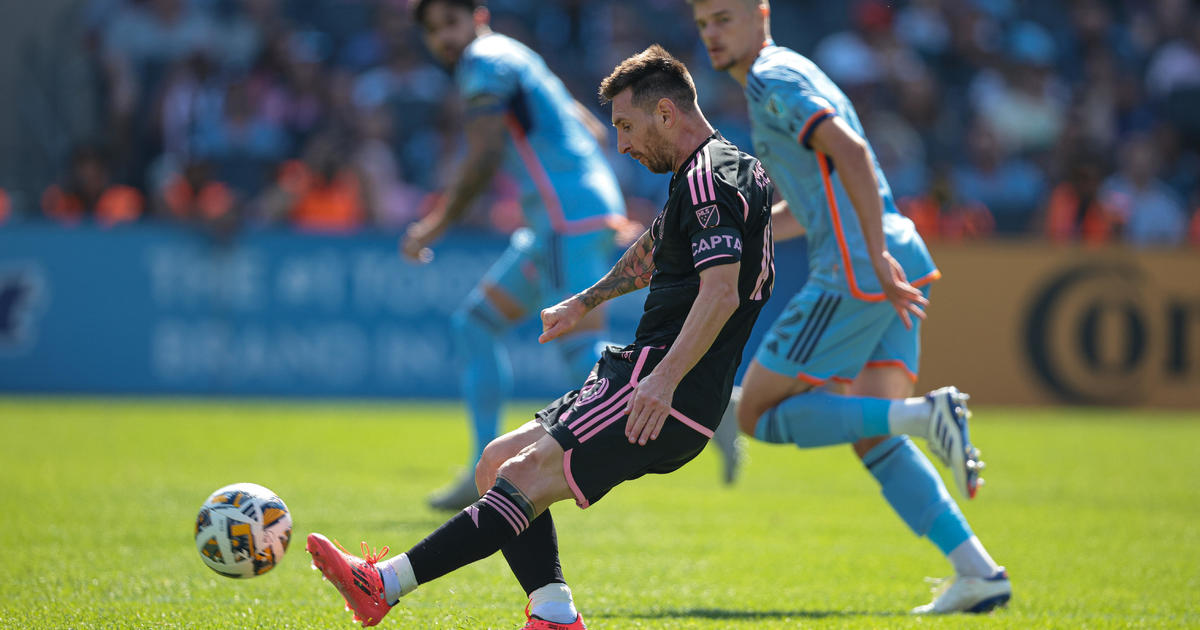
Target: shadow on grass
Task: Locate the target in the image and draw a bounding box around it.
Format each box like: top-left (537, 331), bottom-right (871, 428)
top-left (614, 608), bottom-right (902, 621)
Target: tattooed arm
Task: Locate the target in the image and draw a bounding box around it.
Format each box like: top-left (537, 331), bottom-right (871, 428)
top-left (538, 228), bottom-right (655, 343)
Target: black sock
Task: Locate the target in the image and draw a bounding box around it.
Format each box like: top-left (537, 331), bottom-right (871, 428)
top-left (502, 509), bottom-right (565, 596)
top-left (406, 480), bottom-right (535, 585)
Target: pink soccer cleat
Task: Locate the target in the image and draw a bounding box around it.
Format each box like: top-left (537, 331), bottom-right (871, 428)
top-left (306, 533), bottom-right (393, 627)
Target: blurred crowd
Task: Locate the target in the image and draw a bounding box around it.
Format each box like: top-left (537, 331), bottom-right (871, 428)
top-left (4, 0), bottom-right (1200, 247)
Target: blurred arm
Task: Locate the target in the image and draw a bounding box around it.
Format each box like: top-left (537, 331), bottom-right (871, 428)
top-left (771, 200), bottom-right (806, 241)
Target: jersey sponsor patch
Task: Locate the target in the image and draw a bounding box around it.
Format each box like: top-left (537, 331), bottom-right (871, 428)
top-left (695, 204), bottom-right (719, 229)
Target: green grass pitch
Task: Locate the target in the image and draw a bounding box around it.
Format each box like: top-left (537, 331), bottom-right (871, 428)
top-left (1, 397), bottom-right (1198, 629)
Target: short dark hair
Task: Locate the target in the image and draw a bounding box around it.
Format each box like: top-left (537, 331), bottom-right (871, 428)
top-left (599, 45), bottom-right (697, 113)
top-left (411, 0), bottom-right (480, 25)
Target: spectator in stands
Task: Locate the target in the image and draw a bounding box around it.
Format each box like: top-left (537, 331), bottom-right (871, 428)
top-left (0, 189), bottom-right (10, 225)
top-left (1147, 15), bottom-right (1200, 146)
top-left (192, 78), bottom-right (290, 195)
top-left (349, 105), bottom-right (426, 229)
top-left (1100, 133), bottom-right (1189, 247)
top-left (260, 133), bottom-right (365, 233)
top-left (42, 145), bottom-right (144, 227)
top-left (952, 119), bottom-right (1046, 234)
top-left (971, 21), bottom-right (1067, 155)
top-left (899, 166), bottom-right (995, 242)
top-left (100, 0), bottom-right (218, 180)
top-left (1044, 150), bottom-right (1114, 244)
top-left (155, 160), bottom-right (237, 234)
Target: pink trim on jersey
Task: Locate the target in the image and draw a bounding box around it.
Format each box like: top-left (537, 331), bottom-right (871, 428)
top-left (504, 114), bottom-right (625, 235)
top-left (562, 449), bottom-right (590, 509)
top-left (751, 219), bottom-right (774, 300)
top-left (572, 390), bottom-right (634, 437)
top-left (669, 409), bottom-right (715, 438)
top-left (687, 157), bottom-right (700, 204)
top-left (567, 383), bottom-right (632, 431)
top-left (737, 190), bottom-right (750, 221)
top-left (703, 146), bottom-right (716, 202)
top-left (631, 346), bottom-right (653, 384)
top-left (695, 254), bottom-right (735, 268)
top-left (481, 490), bottom-right (526, 534)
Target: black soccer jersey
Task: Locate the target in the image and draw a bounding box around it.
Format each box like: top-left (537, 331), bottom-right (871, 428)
top-left (634, 132), bottom-right (775, 388)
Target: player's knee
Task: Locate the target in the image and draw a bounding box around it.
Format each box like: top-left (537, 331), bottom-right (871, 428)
top-left (736, 407), bottom-right (758, 436)
top-left (736, 396), bottom-right (767, 436)
top-left (853, 435), bottom-right (889, 460)
top-left (493, 444), bottom-right (560, 506)
top-left (475, 439), bottom-right (507, 492)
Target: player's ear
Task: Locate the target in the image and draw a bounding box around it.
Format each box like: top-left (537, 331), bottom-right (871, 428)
top-left (474, 6), bottom-right (490, 26)
top-left (656, 98), bottom-right (675, 128)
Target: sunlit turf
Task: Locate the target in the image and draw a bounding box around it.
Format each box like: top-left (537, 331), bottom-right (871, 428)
top-left (1, 397), bottom-right (1197, 629)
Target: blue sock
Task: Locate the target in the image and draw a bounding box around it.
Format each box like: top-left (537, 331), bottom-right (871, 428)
top-left (450, 299), bottom-right (512, 466)
top-left (556, 330), bottom-right (609, 384)
top-left (753, 391), bottom-right (891, 447)
top-left (863, 436), bottom-right (973, 555)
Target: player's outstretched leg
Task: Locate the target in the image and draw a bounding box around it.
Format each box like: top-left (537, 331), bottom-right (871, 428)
top-left (309, 478), bottom-right (537, 626)
top-left (749, 386), bottom-right (985, 498)
top-left (711, 385), bottom-right (746, 484)
top-left (860, 435), bottom-right (1011, 614)
top-left (430, 298), bottom-right (514, 511)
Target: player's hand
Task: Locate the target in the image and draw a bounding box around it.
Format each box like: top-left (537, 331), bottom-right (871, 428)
top-left (401, 221), bottom-right (436, 262)
top-left (873, 251), bottom-right (928, 330)
top-left (538, 298), bottom-right (587, 344)
top-left (625, 371), bottom-right (676, 445)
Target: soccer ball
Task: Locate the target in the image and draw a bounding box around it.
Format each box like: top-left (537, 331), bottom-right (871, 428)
top-left (194, 483), bottom-right (292, 578)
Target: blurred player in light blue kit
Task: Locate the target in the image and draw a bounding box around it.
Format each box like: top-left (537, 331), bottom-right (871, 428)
top-left (403, 0), bottom-right (743, 510)
top-left (689, 0), bottom-right (1012, 614)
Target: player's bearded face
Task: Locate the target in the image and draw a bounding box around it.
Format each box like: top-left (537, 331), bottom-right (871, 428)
top-left (692, 0), bottom-right (762, 71)
top-left (613, 91), bottom-right (676, 174)
top-left (634, 125), bottom-right (676, 174)
top-left (420, 3), bottom-right (477, 66)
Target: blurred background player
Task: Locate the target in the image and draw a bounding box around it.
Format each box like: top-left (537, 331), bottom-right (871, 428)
top-left (690, 0), bottom-right (1011, 614)
top-left (307, 45), bottom-right (775, 629)
top-left (400, 0), bottom-right (627, 510)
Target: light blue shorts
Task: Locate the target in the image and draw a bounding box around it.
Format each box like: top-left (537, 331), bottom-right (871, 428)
top-left (482, 227), bottom-right (615, 312)
top-left (753, 282), bottom-right (930, 385)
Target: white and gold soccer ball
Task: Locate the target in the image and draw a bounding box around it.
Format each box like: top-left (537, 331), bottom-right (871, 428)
top-left (194, 483), bottom-right (292, 578)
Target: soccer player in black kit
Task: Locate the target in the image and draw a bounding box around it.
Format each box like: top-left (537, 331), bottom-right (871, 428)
top-left (306, 44), bottom-right (775, 630)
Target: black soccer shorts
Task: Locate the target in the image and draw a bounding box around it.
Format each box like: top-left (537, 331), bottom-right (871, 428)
top-left (536, 344), bottom-right (727, 508)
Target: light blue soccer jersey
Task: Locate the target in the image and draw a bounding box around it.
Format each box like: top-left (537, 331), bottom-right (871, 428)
top-left (456, 33), bottom-right (625, 237)
top-left (745, 44), bottom-right (938, 298)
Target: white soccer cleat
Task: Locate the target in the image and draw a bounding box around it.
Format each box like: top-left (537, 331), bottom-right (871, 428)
top-left (911, 569), bottom-right (1011, 614)
top-left (712, 385), bottom-right (746, 485)
top-left (924, 386), bottom-right (983, 499)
